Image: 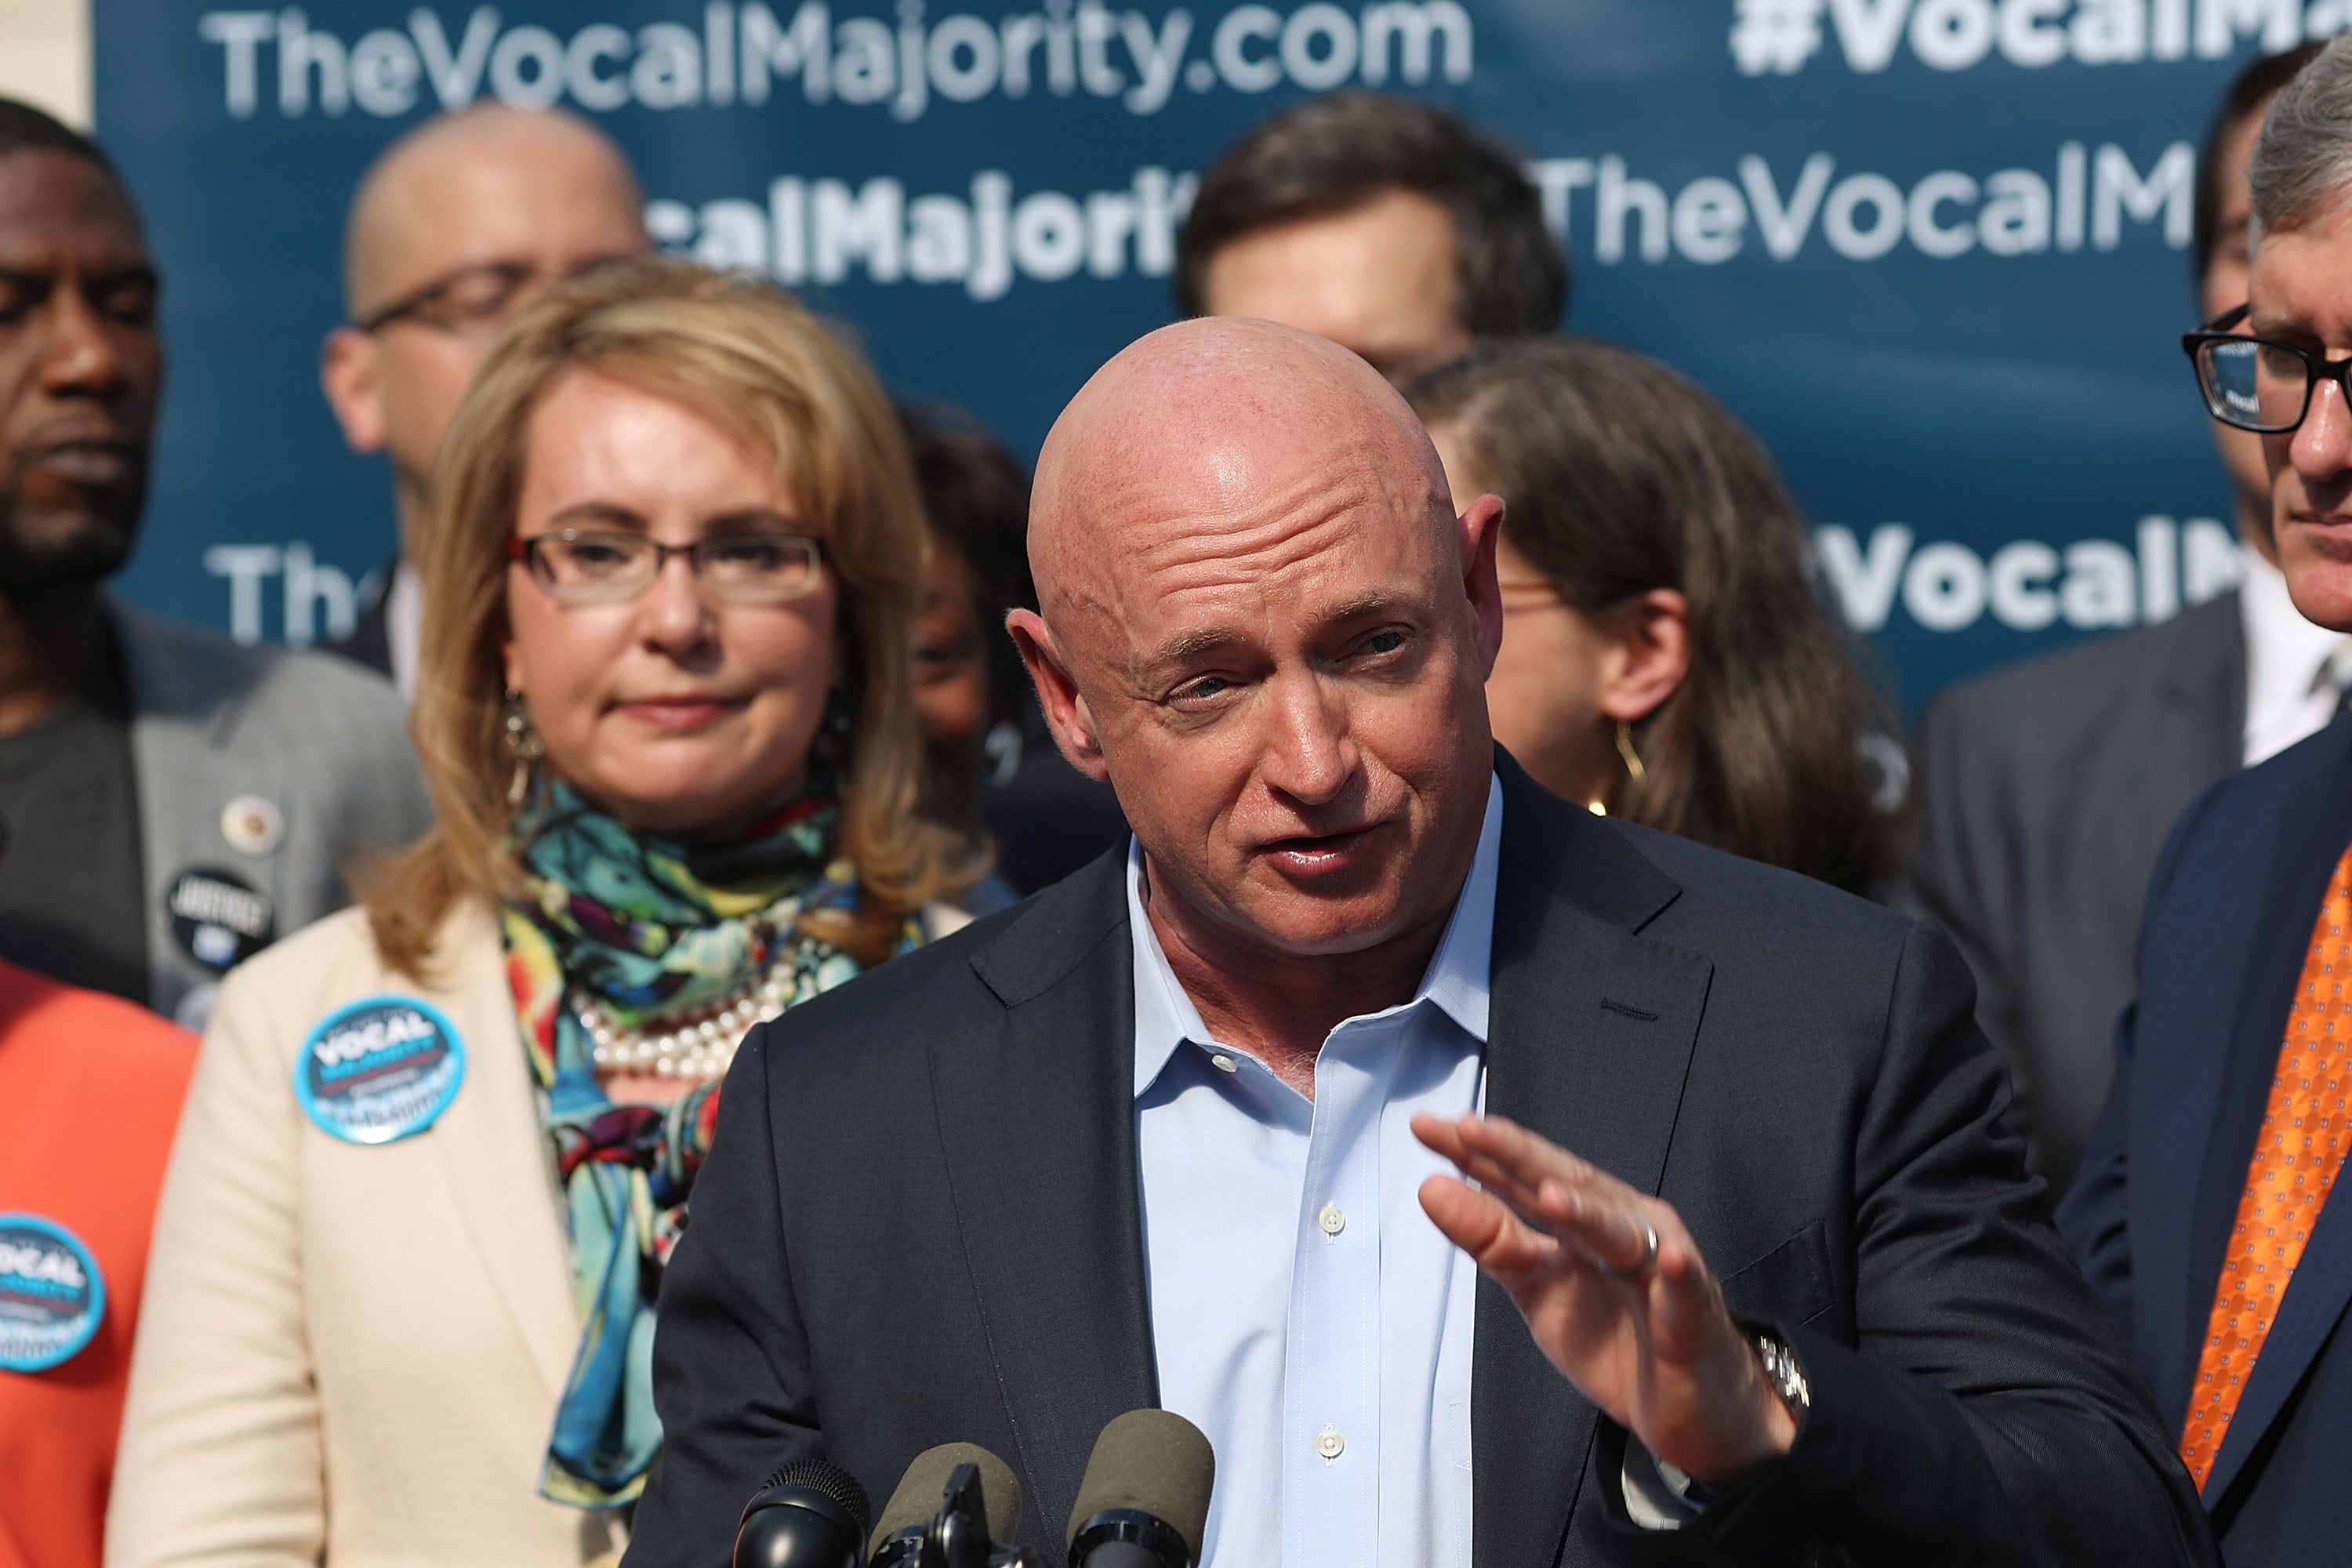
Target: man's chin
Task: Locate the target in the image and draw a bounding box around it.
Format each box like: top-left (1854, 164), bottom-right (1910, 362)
top-left (0, 513), bottom-right (138, 593)
top-left (1225, 883), bottom-right (1423, 959)
top-left (2280, 532), bottom-right (2352, 633)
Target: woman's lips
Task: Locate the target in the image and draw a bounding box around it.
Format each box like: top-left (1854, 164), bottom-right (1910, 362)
top-left (615, 695), bottom-right (746, 730)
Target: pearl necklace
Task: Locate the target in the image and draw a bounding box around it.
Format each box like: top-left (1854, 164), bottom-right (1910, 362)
top-left (575, 955), bottom-right (796, 1081)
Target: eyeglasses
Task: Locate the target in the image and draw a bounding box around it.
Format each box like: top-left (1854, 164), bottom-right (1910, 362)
top-left (354, 261), bottom-right (544, 337)
top-left (506, 530), bottom-right (826, 607)
top-left (2183, 302), bottom-right (2352, 434)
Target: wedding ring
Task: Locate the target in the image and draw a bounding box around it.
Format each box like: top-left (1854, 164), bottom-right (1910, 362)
top-left (1605, 1219), bottom-right (1661, 1282)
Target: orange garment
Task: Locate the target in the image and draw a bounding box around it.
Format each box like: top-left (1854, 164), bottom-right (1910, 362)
top-left (0, 960), bottom-right (195, 1568)
top-left (2182, 844), bottom-right (2352, 1490)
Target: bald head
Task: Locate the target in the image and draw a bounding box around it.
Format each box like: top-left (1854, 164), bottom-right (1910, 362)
top-left (325, 106), bottom-right (649, 561)
top-left (1007, 316), bottom-right (1504, 971)
top-left (1030, 318), bottom-right (1451, 637)
top-left (343, 105), bottom-right (644, 316)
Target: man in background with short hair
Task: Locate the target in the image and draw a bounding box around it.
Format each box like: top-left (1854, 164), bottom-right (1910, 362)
top-left (0, 98), bottom-right (426, 1030)
top-left (321, 105), bottom-right (648, 697)
top-left (1175, 91), bottom-right (1566, 380)
top-left (1903, 42), bottom-right (2335, 1200)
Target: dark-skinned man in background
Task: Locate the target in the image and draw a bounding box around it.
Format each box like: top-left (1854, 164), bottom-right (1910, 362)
top-left (0, 100), bottom-right (425, 1029)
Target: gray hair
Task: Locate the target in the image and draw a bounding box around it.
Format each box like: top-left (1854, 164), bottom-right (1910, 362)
top-left (2251, 35), bottom-right (2352, 237)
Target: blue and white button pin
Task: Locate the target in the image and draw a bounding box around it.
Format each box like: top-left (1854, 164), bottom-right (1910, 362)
top-left (0, 1214), bottom-right (105, 1373)
top-left (294, 996), bottom-right (466, 1145)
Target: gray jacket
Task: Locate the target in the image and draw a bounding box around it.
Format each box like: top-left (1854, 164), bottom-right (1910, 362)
top-left (114, 600), bottom-right (433, 1025)
top-left (1899, 591), bottom-right (2244, 1199)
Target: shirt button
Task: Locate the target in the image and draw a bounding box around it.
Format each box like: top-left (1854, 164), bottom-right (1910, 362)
top-left (1209, 1053), bottom-right (1238, 1073)
top-left (1318, 1203), bottom-right (1346, 1236)
top-left (1316, 1425), bottom-right (1345, 1461)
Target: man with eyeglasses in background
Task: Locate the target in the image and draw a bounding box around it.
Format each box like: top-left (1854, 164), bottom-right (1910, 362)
top-left (1903, 42), bottom-right (2337, 1204)
top-left (322, 105), bottom-right (650, 699)
top-left (2060, 35), bottom-right (2352, 1563)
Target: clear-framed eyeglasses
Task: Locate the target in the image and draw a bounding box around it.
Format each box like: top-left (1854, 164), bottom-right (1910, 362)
top-left (505, 530), bottom-right (826, 608)
top-left (2183, 302), bottom-right (2352, 434)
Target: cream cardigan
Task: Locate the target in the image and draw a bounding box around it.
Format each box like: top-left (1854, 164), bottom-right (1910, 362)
top-left (107, 895), bottom-right (967, 1568)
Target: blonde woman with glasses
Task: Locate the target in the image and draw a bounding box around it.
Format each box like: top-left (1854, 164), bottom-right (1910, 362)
top-left (107, 259), bottom-right (967, 1568)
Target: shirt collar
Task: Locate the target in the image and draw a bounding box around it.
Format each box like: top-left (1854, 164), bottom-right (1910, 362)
top-left (1129, 772), bottom-right (1503, 1099)
top-left (2241, 550), bottom-right (2350, 735)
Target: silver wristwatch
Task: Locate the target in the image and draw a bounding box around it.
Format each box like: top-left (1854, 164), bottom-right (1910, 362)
top-left (1752, 1329), bottom-right (1812, 1419)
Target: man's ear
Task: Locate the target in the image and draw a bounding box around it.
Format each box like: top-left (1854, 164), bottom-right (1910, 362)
top-left (321, 327), bottom-right (387, 454)
top-left (1593, 588), bottom-right (1692, 725)
top-left (1006, 608), bottom-right (1111, 782)
top-left (1458, 493), bottom-right (1506, 679)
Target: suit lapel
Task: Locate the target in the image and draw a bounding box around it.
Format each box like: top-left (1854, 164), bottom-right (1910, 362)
top-left (420, 901), bottom-right (580, 1399)
top-left (2198, 720), bottom-right (2352, 1501)
top-left (2141, 594), bottom-right (2249, 862)
top-left (933, 856), bottom-right (1157, 1542)
top-left (2128, 879), bottom-right (2269, 1431)
top-left (2120, 601), bottom-right (2264, 1427)
top-left (2153, 593), bottom-right (2247, 772)
top-left (1475, 760), bottom-right (1702, 1568)
top-left (118, 603), bottom-right (241, 1018)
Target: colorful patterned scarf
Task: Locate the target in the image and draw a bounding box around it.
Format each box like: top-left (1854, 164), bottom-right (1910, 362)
top-left (500, 778), bottom-right (915, 1508)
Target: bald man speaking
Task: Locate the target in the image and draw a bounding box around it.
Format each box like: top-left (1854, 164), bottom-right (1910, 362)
top-left (626, 322), bottom-right (2210, 1567)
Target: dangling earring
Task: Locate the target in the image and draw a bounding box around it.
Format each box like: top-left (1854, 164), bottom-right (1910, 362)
top-left (1615, 720), bottom-right (1647, 787)
top-left (809, 687), bottom-right (853, 771)
top-left (503, 688), bottom-right (544, 808)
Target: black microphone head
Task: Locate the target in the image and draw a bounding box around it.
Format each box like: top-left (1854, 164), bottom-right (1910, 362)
top-left (760, 1458), bottom-right (873, 1538)
top-left (868, 1442), bottom-right (1023, 1559)
top-left (1065, 1410), bottom-right (1214, 1566)
top-left (735, 1456), bottom-right (872, 1568)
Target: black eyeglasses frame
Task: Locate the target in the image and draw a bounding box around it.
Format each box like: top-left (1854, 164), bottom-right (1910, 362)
top-left (2182, 301), bottom-right (2352, 435)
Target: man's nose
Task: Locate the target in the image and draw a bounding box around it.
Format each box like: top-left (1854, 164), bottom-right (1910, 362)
top-left (637, 551), bottom-right (717, 653)
top-left (1259, 673), bottom-right (1359, 807)
top-left (37, 287), bottom-right (129, 397)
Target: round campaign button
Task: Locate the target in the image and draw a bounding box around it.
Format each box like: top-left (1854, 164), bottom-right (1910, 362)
top-left (0, 1214), bottom-right (106, 1374)
top-left (166, 866), bottom-right (276, 972)
top-left (293, 996), bottom-right (466, 1146)
top-left (220, 795), bottom-right (285, 857)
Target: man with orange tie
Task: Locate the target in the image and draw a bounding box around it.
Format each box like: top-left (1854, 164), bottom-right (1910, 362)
top-left (2061, 36), bottom-right (2352, 1566)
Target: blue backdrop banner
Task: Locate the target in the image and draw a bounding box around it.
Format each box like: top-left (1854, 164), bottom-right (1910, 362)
top-left (91, 0), bottom-right (2320, 710)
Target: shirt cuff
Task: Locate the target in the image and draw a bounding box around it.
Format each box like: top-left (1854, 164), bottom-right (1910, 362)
top-left (1620, 1445), bottom-right (1712, 1530)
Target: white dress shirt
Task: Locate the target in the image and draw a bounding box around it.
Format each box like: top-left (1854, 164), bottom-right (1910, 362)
top-left (1131, 775), bottom-right (1499, 1568)
top-left (386, 559), bottom-right (423, 703)
top-left (2239, 551), bottom-right (2351, 765)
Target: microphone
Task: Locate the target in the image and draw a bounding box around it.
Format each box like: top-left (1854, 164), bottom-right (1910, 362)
top-left (868, 1442), bottom-right (1025, 1568)
top-left (1064, 1410), bottom-right (1214, 1568)
top-left (734, 1457), bottom-right (873, 1568)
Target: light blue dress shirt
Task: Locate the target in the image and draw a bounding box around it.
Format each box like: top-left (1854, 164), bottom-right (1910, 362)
top-left (1131, 774), bottom-right (1501, 1568)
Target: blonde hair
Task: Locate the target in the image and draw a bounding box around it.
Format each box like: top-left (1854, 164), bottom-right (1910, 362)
top-left (366, 257), bottom-right (958, 976)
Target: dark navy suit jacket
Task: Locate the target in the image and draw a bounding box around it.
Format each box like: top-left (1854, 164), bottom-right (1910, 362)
top-left (633, 757), bottom-right (2209, 1568)
top-left (2061, 713), bottom-right (2352, 1566)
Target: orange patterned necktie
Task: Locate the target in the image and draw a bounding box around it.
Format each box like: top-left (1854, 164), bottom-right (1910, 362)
top-left (2180, 843), bottom-right (2352, 1490)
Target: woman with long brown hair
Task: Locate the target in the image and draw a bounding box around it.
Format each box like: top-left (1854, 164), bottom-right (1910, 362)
top-left (108, 259), bottom-right (964, 1566)
top-left (1406, 337), bottom-right (1901, 894)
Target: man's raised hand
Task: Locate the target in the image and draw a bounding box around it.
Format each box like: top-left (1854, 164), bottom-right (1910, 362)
top-left (1412, 1111), bottom-right (1797, 1485)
